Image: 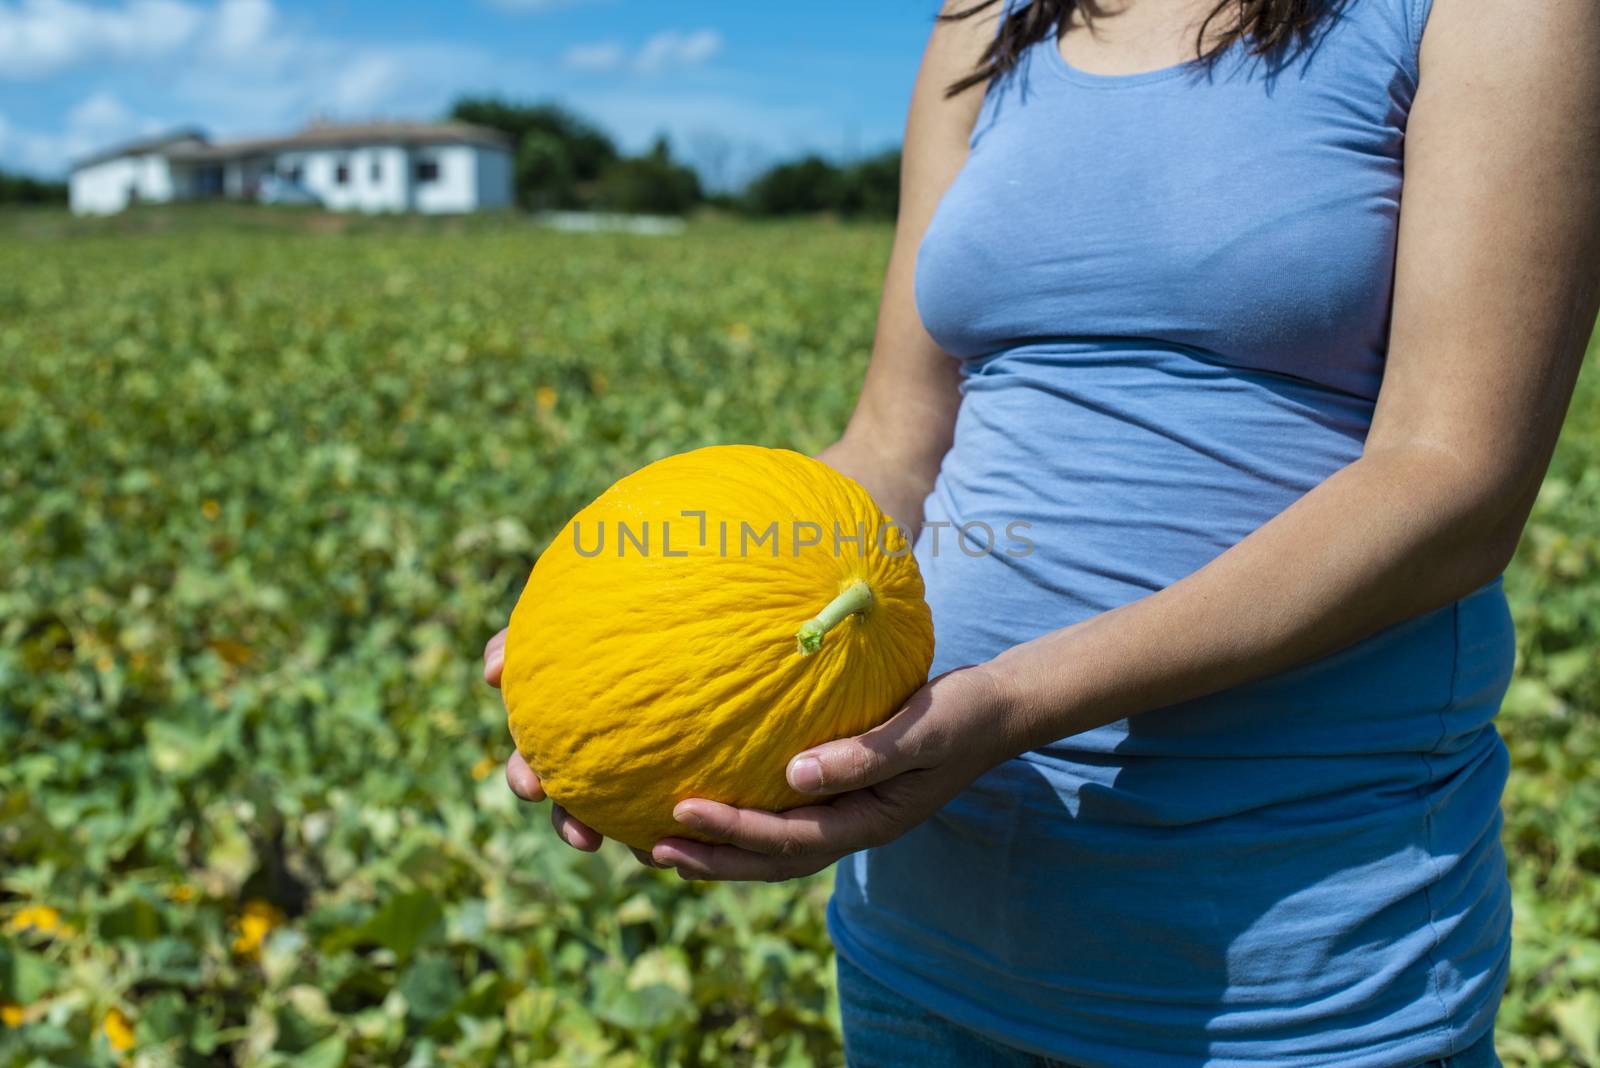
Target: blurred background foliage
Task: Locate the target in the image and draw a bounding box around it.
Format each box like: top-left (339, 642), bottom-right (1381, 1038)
top-left (0, 172), bottom-right (66, 207)
top-left (0, 209), bottom-right (1595, 1067)
top-left (446, 97), bottom-right (896, 219)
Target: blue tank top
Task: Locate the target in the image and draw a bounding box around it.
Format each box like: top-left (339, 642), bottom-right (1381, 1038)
top-left (827, 1), bottom-right (1516, 1064)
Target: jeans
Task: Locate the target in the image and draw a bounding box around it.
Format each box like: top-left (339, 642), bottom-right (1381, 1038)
top-left (837, 953), bottom-right (1502, 1068)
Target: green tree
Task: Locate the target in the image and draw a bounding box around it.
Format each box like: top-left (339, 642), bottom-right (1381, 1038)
top-left (741, 155), bottom-right (841, 216)
top-left (741, 150), bottom-right (902, 219)
top-left (834, 150), bottom-right (901, 218)
top-left (516, 130), bottom-right (577, 211)
top-left (448, 96), bottom-right (619, 207)
top-left (0, 169), bottom-right (67, 205)
top-left (591, 136), bottom-right (703, 216)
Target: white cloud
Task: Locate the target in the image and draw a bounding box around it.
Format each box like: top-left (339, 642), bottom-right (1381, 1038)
top-left (0, 0), bottom-right (206, 79)
top-left (0, 0), bottom-right (496, 176)
top-left (635, 29), bottom-right (721, 74)
top-left (331, 53), bottom-right (401, 113)
top-left (561, 40), bottom-right (625, 73)
top-left (0, 0), bottom-right (482, 126)
top-left (0, 0), bottom-right (286, 81)
top-left (562, 28), bottom-right (722, 77)
top-left (208, 0), bottom-right (276, 62)
top-left (0, 90), bottom-right (165, 172)
top-left (66, 89), bottom-right (139, 136)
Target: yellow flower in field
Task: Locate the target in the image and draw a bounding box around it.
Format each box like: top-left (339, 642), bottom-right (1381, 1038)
top-left (471, 754), bottom-right (497, 781)
top-left (1, 1002), bottom-right (24, 1028)
top-left (7, 905), bottom-right (62, 937)
top-left (536, 385), bottom-right (558, 412)
top-left (201, 498), bottom-right (221, 521)
top-left (103, 1007), bottom-right (135, 1052)
top-left (166, 882), bottom-right (198, 904)
top-left (232, 899), bottom-right (284, 959)
top-left (207, 637), bottom-right (253, 667)
top-left (727, 321), bottom-right (753, 343)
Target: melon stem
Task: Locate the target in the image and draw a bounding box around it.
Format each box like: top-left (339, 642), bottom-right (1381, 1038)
top-left (795, 580), bottom-right (873, 656)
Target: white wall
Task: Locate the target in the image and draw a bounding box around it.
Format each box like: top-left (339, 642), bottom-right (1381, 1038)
top-left (359, 147), bottom-right (409, 211)
top-left (69, 153), bottom-right (175, 215)
top-left (70, 140), bottom-right (511, 215)
top-left (413, 144), bottom-right (502, 214)
top-left (410, 144), bottom-right (512, 213)
top-left (278, 146), bottom-right (409, 212)
top-left (475, 146), bottom-right (514, 210)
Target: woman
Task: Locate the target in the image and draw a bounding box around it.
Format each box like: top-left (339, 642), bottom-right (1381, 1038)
top-left (483, 0), bottom-right (1599, 1062)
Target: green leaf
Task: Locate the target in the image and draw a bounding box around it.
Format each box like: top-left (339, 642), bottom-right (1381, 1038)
top-left (354, 892), bottom-right (443, 963)
top-left (0, 943), bottom-right (59, 1003)
top-left (1553, 989), bottom-right (1600, 1067)
top-left (139, 937), bottom-right (204, 986)
top-left (297, 1032), bottom-right (349, 1068)
top-left (398, 954), bottom-right (462, 1024)
top-left (592, 965), bottom-right (694, 1037)
top-left (145, 716), bottom-right (225, 779)
top-left (135, 991), bottom-right (190, 1048)
top-left (98, 896), bottom-right (164, 942)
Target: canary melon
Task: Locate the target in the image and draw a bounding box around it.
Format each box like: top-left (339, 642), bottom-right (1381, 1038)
top-left (501, 445), bottom-right (935, 851)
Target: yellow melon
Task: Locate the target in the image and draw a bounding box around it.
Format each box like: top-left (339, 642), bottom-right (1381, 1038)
top-left (501, 445), bottom-right (935, 851)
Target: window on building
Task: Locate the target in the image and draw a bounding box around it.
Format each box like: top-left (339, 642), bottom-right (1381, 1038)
top-left (287, 165), bottom-right (303, 184)
top-left (335, 161), bottom-right (350, 185)
top-left (371, 158), bottom-right (382, 182)
top-left (416, 158), bottom-right (440, 184)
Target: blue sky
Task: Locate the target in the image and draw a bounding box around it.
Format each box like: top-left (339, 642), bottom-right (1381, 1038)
top-left (0, 0), bottom-right (945, 183)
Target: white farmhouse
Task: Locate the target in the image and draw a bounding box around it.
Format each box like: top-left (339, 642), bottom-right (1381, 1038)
top-left (69, 121), bottom-right (514, 216)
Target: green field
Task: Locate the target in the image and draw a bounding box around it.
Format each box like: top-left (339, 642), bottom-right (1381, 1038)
top-left (1, 209), bottom-right (1596, 1067)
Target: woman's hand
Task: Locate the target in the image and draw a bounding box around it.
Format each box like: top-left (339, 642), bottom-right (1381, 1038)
top-left (649, 664), bottom-right (1017, 882)
top-left (484, 628), bottom-right (664, 867)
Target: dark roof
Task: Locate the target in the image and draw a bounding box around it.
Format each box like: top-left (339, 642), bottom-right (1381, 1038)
top-left (71, 127), bottom-right (209, 171)
top-left (164, 121), bottom-right (512, 162)
top-left (73, 121), bottom-right (511, 171)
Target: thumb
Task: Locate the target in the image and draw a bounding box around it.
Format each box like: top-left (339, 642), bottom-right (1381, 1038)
top-left (483, 628), bottom-right (508, 688)
top-left (786, 697), bottom-right (932, 796)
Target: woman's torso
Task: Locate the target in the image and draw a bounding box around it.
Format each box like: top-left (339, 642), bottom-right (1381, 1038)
top-left (829, 1), bottom-right (1515, 1064)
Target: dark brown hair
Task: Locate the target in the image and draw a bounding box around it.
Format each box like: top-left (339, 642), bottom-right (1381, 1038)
top-left (940, 0), bottom-right (1337, 96)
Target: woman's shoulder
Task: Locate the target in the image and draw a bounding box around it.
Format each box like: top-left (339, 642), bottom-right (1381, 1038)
top-left (1326, 0), bottom-right (1433, 83)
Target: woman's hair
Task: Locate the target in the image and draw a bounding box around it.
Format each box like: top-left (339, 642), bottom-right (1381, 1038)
top-left (940, 0), bottom-right (1337, 96)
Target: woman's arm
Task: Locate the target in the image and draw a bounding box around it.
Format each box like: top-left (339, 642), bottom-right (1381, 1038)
top-left (815, 1), bottom-right (1000, 532)
top-left (983, 0), bottom-right (1600, 755)
top-left (654, 0), bottom-right (1600, 880)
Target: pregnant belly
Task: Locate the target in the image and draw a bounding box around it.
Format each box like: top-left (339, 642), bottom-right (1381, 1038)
top-left (915, 342), bottom-right (1515, 759)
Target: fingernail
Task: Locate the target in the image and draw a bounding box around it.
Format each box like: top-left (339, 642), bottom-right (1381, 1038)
top-left (789, 756), bottom-right (823, 793)
top-left (673, 805), bottom-right (704, 830)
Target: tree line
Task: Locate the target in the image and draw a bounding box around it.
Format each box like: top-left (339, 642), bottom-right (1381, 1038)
top-left (448, 96), bottom-right (899, 219)
top-left (0, 171), bottom-right (67, 205)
